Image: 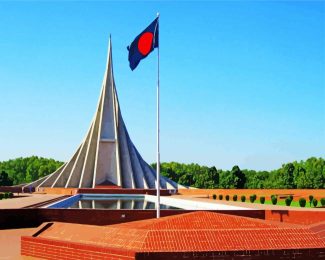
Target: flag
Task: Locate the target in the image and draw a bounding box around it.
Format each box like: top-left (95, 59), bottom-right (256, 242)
top-left (127, 17), bottom-right (159, 70)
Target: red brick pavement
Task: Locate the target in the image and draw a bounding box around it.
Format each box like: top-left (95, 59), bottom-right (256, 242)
top-left (21, 211), bottom-right (325, 259)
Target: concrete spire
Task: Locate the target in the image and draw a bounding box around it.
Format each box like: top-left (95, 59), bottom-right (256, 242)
top-left (25, 38), bottom-right (180, 190)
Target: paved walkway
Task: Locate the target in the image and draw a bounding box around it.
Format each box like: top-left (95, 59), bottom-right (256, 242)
top-left (173, 195), bottom-right (325, 211)
top-left (0, 194), bottom-right (62, 209)
top-left (0, 227), bottom-right (38, 259)
top-left (0, 194), bottom-right (59, 259)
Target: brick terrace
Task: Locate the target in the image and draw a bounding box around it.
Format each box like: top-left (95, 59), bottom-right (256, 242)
top-left (21, 211), bottom-right (325, 259)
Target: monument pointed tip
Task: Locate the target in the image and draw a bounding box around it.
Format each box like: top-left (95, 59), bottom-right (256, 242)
top-left (108, 35), bottom-right (112, 51)
top-left (106, 35), bottom-right (113, 67)
top-left (108, 34), bottom-right (112, 46)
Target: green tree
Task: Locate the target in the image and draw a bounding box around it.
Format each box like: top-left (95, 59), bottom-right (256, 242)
top-left (231, 166), bottom-right (246, 188)
top-left (0, 156), bottom-right (63, 185)
top-left (280, 163), bottom-right (295, 188)
top-left (0, 171), bottom-right (13, 186)
top-left (244, 170), bottom-right (269, 188)
top-left (219, 166), bottom-right (246, 188)
top-left (194, 166), bottom-right (219, 188)
top-left (293, 163), bottom-right (308, 188)
top-left (153, 157), bottom-right (324, 189)
top-left (178, 172), bottom-right (195, 186)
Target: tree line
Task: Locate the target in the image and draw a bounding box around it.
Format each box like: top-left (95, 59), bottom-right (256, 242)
top-left (152, 157), bottom-right (325, 189)
top-left (0, 156), bottom-right (63, 185)
top-left (0, 156), bottom-right (324, 188)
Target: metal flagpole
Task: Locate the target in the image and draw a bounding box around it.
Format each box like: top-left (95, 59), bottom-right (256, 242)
top-left (156, 12), bottom-right (160, 219)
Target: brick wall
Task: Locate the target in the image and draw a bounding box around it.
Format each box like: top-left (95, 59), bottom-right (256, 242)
top-left (21, 236), bottom-right (135, 260)
top-left (40, 187), bottom-right (174, 196)
top-left (265, 210), bottom-right (325, 225)
top-left (1, 208), bottom-right (323, 230)
top-left (39, 187), bottom-right (78, 195)
top-left (0, 186), bottom-right (34, 193)
top-left (0, 208), bottom-right (264, 229)
top-left (21, 237), bottom-right (325, 260)
top-left (77, 188), bottom-right (173, 196)
top-left (136, 249), bottom-right (325, 259)
top-left (178, 189), bottom-right (325, 200)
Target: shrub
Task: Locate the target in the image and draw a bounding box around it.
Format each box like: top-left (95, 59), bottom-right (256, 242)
top-left (219, 194), bottom-right (223, 200)
top-left (321, 198), bottom-right (325, 206)
top-left (299, 198), bottom-right (306, 207)
top-left (233, 195), bottom-right (238, 201)
top-left (3, 192), bottom-right (9, 199)
top-left (8, 192), bottom-right (13, 198)
top-left (309, 195), bottom-right (314, 206)
top-left (0, 193), bottom-right (3, 200)
top-left (212, 194), bottom-right (217, 200)
top-left (271, 196), bottom-right (277, 205)
top-left (225, 195), bottom-right (230, 201)
top-left (289, 195), bottom-right (293, 201)
top-left (285, 197), bottom-right (292, 206)
top-left (241, 195), bottom-right (246, 202)
top-left (260, 196), bottom-right (265, 204)
top-left (313, 199), bottom-right (318, 207)
top-left (249, 195), bottom-right (256, 203)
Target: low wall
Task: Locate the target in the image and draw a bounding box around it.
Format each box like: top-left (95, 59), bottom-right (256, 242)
top-left (21, 236), bottom-right (134, 260)
top-left (265, 210), bottom-right (325, 225)
top-left (38, 187), bottom-right (174, 196)
top-left (0, 186), bottom-right (35, 193)
top-left (178, 189), bottom-right (325, 200)
top-left (77, 188), bottom-right (174, 196)
top-left (22, 235), bottom-right (325, 260)
top-left (21, 235), bottom-right (325, 260)
top-left (0, 208), bottom-right (264, 229)
top-left (39, 187), bottom-right (78, 195)
top-left (136, 249), bottom-right (325, 259)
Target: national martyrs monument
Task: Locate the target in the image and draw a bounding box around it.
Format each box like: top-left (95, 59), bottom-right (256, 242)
top-left (23, 38), bottom-right (183, 191)
top-left (0, 12), bottom-right (324, 260)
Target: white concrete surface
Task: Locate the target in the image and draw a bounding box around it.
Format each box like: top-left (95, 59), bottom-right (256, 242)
top-left (145, 195), bottom-right (251, 210)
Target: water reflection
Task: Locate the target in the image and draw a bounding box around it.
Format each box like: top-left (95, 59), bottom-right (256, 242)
top-left (68, 198), bottom-right (178, 210)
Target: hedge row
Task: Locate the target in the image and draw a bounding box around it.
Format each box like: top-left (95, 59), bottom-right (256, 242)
top-left (211, 194), bottom-right (325, 208)
top-left (0, 192), bottom-right (13, 200)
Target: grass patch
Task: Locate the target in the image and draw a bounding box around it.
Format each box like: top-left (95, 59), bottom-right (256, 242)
top-left (209, 195), bottom-right (319, 208)
top-left (263, 199), bottom-right (312, 208)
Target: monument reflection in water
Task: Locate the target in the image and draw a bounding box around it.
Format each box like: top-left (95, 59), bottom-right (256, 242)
top-left (67, 196), bottom-right (179, 210)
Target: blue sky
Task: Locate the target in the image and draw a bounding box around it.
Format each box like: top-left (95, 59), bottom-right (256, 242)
top-left (0, 1), bottom-right (324, 171)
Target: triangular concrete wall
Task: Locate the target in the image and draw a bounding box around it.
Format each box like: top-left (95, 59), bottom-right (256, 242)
top-left (24, 39), bottom-right (180, 189)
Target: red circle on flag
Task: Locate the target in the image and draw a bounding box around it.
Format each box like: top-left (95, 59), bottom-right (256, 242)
top-left (138, 32), bottom-right (153, 56)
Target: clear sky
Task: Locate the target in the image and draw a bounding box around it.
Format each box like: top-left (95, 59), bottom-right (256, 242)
top-left (0, 1), bottom-right (324, 171)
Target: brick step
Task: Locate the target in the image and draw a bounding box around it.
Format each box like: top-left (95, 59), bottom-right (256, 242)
top-left (23, 195), bottom-right (70, 208)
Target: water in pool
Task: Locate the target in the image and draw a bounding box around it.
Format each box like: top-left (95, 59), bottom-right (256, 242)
top-left (48, 194), bottom-right (179, 210)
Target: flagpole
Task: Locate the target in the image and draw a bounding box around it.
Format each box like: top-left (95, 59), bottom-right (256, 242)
top-left (156, 12), bottom-right (160, 219)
